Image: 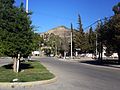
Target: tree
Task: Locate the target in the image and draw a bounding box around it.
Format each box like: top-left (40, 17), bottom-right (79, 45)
top-left (0, 0), bottom-right (35, 72)
top-left (106, 2), bottom-right (120, 62)
top-left (33, 33), bottom-right (44, 51)
top-left (87, 27), bottom-right (96, 53)
top-left (112, 2), bottom-right (120, 15)
top-left (0, 0), bottom-right (15, 56)
top-left (97, 2), bottom-right (120, 62)
top-left (62, 36), bottom-right (69, 59)
top-left (104, 14), bottom-right (120, 62)
top-left (74, 14), bottom-right (86, 53)
top-left (96, 21), bottom-right (104, 61)
top-left (47, 33), bottom-right (62, 56)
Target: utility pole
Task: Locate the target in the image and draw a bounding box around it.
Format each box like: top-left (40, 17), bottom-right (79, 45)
top-left (96, 33), bottom-right (97, 58)
top-left (26, 0), bottom-right (29, 13)
top-left (71, 23), bottom-right (73, 59)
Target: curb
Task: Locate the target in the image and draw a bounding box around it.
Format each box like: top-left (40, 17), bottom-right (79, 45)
top-left (0, 76), bottom-right (57, 88)
top-left (79, 62), bottom-right (120, 71)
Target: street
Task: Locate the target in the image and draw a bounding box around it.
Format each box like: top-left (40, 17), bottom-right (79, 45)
top-left (0, 57), bottom-right (120, 90)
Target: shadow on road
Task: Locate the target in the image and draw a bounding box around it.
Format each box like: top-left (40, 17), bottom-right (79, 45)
top-left (80, 59), bottom-right (120, 69)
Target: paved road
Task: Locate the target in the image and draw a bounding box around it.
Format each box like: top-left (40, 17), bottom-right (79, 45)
top-left (1, 57), bottom-right (120, 90)
top-left (0, 57), bottom-right (13, 66)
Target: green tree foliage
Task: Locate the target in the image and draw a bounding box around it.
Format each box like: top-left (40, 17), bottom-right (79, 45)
top-left (97, 2), bottom-right (120, 62)
top-left (96, 21), bottom-right (104, 60)
top-left (61, 32), bottom-right (69, 58)
top-left (0, 0), bottom-right (15, 56)
top-left (33, 33), bottom-right (44, 51)
top-left (74, 14), bottom-right (86, 52)
top-left (61, 33), bottom-right (69, 52)
top-left (104, 15), bottom-right (120, 61)
top-left (44, 33), bottom-right (62, 56)
top-left (112, 2), bottom-right (120, 15)
top-left (87, 27), bottom-right (96, 53)
top-left (73, 15), bottom-right (96, 53)
top-left (0, 0), bottom-right (35, 72)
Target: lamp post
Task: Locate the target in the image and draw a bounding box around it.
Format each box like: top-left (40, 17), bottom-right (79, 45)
top-left (26, 0), bottom-right (28, 13)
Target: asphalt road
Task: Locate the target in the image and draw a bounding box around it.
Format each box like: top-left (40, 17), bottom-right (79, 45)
top-left (0, 57), bottom-right (13, 66)
top-left (1, 57), bottom-right (120, 90)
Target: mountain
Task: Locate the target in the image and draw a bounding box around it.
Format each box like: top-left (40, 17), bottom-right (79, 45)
top-left (41, 26), bottom-right (71, 38)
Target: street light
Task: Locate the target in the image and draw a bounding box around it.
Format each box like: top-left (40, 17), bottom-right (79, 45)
top-left (26, 0), bottom-right (28, 13)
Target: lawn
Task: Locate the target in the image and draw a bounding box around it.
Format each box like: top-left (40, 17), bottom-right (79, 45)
top-left (0, 61), bottom-right (55, 82)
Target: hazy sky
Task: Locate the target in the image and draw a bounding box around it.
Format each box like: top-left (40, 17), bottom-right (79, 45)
top-left (15, 0), bottom-right (119, 32)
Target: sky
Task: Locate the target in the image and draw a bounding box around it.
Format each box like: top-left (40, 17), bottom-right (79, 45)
top-left (15, 0), bottom-right (120, 33)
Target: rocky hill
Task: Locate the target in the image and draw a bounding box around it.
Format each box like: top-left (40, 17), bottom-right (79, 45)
top-left (42, 26), bottom-right (71, 38)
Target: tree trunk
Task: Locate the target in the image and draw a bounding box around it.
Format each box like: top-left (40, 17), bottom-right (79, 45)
top-left (13, 57), bottom-right (17, 72)
top-left (98, 43), bottom-right (101, 61)
top-left (100, 43), bottom-right (103, 62)
top-left (13, 57), bottom-right (20, 73)
top-left (98, 42), bottom-right (103, 64)
top-left (98, 50), bottom-right (100, 60)
top-left (55, 46), bottom-right (57, 56)
top-left (118, 51), bottom-right (120, 63)
top-left (64, 51), bottom-right (66, 59)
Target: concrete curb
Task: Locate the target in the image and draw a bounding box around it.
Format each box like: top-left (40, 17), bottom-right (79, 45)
top-left (79, 62), bottom-right (120, 71)
top-left (0, 76), bottom-right (57, 88)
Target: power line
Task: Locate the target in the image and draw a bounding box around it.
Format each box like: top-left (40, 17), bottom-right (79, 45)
top-left (83, 16), bottom-right (112, 30)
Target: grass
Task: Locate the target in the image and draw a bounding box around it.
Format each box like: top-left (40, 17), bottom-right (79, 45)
top-left (0, 61), bottom-right (55, 82)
